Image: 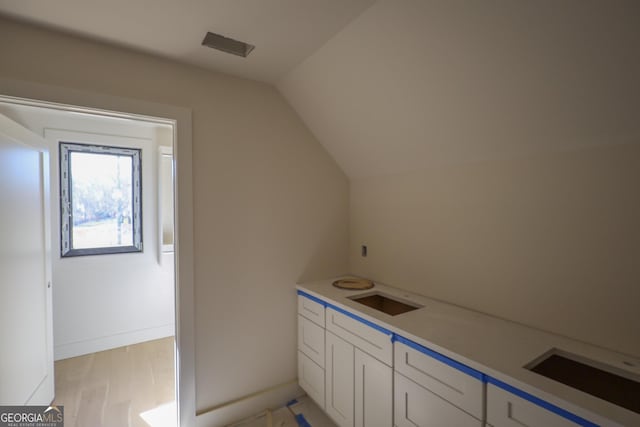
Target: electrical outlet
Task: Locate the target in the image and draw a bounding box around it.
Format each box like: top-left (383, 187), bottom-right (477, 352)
top-left (361, 245), bottom-right (367, 257)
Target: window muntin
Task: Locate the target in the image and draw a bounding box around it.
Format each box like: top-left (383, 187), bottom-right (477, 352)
top-left (60, 142), bottom-right (142, 256)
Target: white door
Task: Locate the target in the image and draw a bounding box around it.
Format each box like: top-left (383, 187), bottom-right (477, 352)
top-left (354, 349), bottom-right (392, 427)
top-left (0, 113), bottom-right (54, 405)
top-left (326, 331), bottom-right (354, 427)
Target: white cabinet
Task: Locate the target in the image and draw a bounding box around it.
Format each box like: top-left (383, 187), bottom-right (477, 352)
top-left (394, 341), bottom-right (484, 420)
top-left (326, 307), bottom-right (393, 365)
top-left (486, 384), bottom-right (579, 427)
top-left (325, 331), bottom-right (355, 427)
top-left (354, 348), bottom-right (392, 427)
top-left (325, 331), bottom-right (392, 427)
top-left (298, 351), bottom-right (325, 408)
top-left (395, 373), bottom-right (482, 427)
top-left (298, 288), bottom-right (609, 427)
top-left (298, 294), bottom-right (325, 327)
top-left (298, 315), bottom-right (325, 367)
top-left (297, 294), bottom-right (326, 409)
top-left (393, 340), bottom-right (484, 426)
top-left (324, 305), bottom-right (393, 427)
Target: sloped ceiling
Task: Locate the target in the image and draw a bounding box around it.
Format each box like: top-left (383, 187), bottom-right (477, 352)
top-left (0, 0), bottom-right (376, 83)
top-left (278, 0), bottom-right (640, 179)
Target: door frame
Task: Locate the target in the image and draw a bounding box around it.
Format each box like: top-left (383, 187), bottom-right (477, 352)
top-left (0, 77), bottom-right (195, 427)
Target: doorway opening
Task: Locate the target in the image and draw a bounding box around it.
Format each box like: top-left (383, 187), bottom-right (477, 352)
top-left (0, 95), bottom-right (180, 427)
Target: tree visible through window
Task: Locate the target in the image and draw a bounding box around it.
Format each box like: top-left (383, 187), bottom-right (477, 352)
top-left (60, 142), bottom-right (142, 256)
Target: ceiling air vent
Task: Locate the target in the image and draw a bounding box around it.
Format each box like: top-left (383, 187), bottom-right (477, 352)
top-left (201, 32), bottom-right (255, 58)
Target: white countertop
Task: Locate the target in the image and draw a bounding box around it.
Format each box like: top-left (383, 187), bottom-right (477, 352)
top-left (297, 277), bottom-right (640, 427)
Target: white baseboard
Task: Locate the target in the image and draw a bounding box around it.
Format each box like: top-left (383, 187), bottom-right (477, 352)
top-left (196, 380), bottom-right (303, 427)
top-left (54, 323), bottom-right (175, 360)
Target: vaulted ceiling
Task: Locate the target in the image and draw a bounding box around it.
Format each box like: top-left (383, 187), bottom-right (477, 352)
top-left (278, 0), bottom-right (640, 179)
top-left (1, 0), bottom-right (639, 180)
top-left (0, 0), bottom-right (375, 83)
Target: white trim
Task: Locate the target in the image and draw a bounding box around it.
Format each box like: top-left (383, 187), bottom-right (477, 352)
top-left (0, 93), bottom-right (173, 125)
top-left (54, 324), bottom-right (175, 361)
top-left (0, 77), bottom-right (196, 427)
top-left (0, 113), bottom-right (49, 150)
top-left (195, 380), bottom-right (303, 427)
top-left (159, 145), bottom-right (173, 155)
top-left (158, 145), bottom-right (175, 259)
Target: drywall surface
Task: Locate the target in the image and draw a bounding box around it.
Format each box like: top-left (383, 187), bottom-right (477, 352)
top-left (279, 0), bottom-right (640, 356)
top-left (0, 103), bottom-right (175, 359)
top-left (279, 0), bottom-right (640, 179)
top-left (350, 143), bottom-right (640, 357)
top-left (0, 16), bottom-right (349, 417)
top-left (0, 0), bottom-right (376, 83)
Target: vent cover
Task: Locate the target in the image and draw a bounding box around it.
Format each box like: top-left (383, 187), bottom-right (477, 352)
top-left (201, 32), bottom-right (255, 57)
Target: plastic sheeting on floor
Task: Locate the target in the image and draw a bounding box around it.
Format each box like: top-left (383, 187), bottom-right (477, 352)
top-left (227, 396), bottom-right (336, 427)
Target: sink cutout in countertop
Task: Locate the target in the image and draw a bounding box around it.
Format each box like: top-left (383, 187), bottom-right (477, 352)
top-left (527, 349), bottom-right (640, 415)
top-left (349, 291), bottom-right (422, 316)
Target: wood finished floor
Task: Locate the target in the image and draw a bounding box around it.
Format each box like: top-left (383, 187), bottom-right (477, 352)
top-left (53, 337), bottom-right (175, 427)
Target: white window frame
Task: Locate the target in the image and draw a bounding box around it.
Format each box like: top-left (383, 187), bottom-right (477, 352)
top-left (60, 142), bottom-right (143, 257)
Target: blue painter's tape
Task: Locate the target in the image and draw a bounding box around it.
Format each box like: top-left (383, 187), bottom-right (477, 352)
top-left (487, 376), bottom-right (599, 427)
top-left (326, 304), bottom-right (394, 336)
top-left (286, 398), bottom-right (298, 407)
top-left (394, 335), bottom-right (485, 382)
top-left (297, 290), bottom-right (394, 337)
top-left (298, 290), bottom-right (597, 427)
top-left (297, 290), bottom-right (328, 307)
top-left (295, 413), bottom-right (312, 427)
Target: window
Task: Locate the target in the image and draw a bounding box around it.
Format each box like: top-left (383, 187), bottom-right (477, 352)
top-left (60, 142), bottom-right (142, 256)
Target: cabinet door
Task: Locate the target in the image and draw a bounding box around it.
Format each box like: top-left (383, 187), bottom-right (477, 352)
top-left (354, 349), bottom-right (392, 427)
top-left (298, 351), bottom-right (325, 409)
top-left (487, 384), bottom-right (579, 427)
top-left (394, 341), bottom-right (483, 419)
top-left (395, 373), bottom-right (482, 427)
top-left (326, 331), bottom-right (354, 427)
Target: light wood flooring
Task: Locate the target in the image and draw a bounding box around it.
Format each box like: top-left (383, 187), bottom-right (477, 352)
top-left (230, 396), bottom-right (336, 427)
top-left (53, 337), bottom-right (176, 427)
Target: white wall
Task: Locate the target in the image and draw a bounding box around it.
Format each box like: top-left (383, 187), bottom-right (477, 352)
top-left (279, 0), bottom-right (640, 357)
top-left (279, 0), bottom-right (640, 179)
top-left (350, 143), bottom-right (640, 357)
top-left (0, 16), bottom-right (350, 422)
top-left (0, 103), bottom-right (175, 360)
